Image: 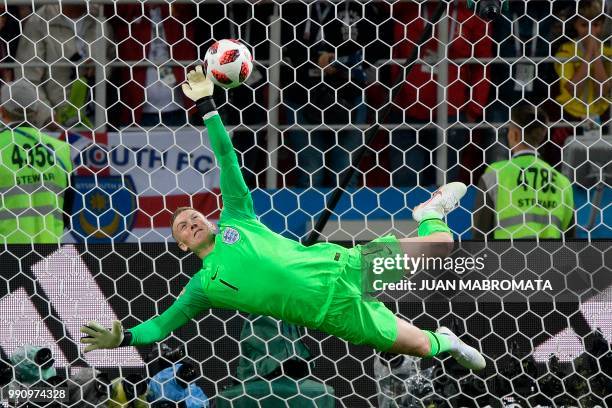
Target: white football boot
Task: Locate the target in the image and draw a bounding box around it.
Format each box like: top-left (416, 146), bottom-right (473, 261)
top-left (412, 182), bottom-right (467, 222)
top-left (436, 326), bottom-right (486, 370)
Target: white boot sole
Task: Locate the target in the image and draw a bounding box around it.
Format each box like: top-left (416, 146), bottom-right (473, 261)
top-left (436, 326), bottom-right (486, 371)
top-left (413, 182), bottom-right (467, 222)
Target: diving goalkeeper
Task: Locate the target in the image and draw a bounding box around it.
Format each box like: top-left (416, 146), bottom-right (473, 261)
top-left (81, 66), bottom-right (486, 371)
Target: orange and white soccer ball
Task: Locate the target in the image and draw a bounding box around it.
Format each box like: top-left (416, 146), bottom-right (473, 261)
top-left (204, 39), bottom-right (253, 89)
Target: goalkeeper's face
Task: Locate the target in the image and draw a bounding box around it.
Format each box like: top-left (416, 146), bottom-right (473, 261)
top-left (172, 209), bottom-right (216, 255)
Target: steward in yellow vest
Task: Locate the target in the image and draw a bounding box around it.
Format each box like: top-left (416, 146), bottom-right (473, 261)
top-left (473, 104), bottom-right (574, 239)
top-left (0, 80), bottom-right (73, 244)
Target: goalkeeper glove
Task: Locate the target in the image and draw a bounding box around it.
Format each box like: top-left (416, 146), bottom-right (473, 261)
top-left (181, 65), bottom-right (216, 117)
top-left (80, 321), bottom-right (126, 353)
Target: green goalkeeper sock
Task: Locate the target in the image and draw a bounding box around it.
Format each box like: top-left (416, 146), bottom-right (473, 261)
top-left (418, 216), bottom-right (451, 237)
top-left (423, 330), bottom-right (454, 357)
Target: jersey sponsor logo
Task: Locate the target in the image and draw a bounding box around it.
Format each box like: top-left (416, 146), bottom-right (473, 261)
top-left (71, 176), bottom-right (137, 243)
top-left (222, 227), bottom-right (240, 244)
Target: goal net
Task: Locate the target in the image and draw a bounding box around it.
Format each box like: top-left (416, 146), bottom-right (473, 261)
top-left (0, 0), bottom-right (610, 407)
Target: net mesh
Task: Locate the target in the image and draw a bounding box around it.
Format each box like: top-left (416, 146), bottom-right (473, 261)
top-left (0, 0), bottom-right (611, 407)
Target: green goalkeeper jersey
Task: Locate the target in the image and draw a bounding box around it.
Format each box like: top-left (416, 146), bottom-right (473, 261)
top-left (128, 113), bottom-right (349, 346)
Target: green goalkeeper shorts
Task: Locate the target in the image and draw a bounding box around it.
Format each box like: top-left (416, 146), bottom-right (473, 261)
top-left (319, 236), bottom-right (399, 351)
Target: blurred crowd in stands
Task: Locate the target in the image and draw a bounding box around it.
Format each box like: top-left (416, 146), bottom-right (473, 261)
top-left (0, 0), bottom-right (610, 188)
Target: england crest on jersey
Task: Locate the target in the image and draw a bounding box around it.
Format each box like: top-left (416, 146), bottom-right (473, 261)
top-left (222, 227), bottom-right (240, 244)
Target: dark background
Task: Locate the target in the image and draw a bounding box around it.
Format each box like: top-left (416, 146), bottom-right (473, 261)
top-left (1, 242), bottom-right (610, 406)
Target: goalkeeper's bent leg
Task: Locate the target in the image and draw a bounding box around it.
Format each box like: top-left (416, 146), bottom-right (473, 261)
top-left (388, 317), bottom-right (486, 370)
top-left (387, 317), bottom-right (453, 357)
top-left (397, 182), bottom-right (467, 258)
top-left (399, 231), bottom-right (454, 260)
